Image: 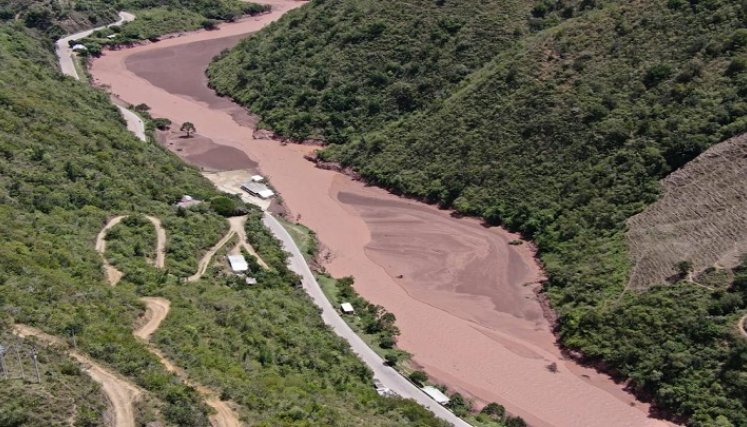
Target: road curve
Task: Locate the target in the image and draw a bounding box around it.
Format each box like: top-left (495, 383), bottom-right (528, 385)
top-left (55, 11), bottom-right (146, 141)
top-left (135, 298), bottom-right (241, 427)
top-left (95, 215), bottom-right (126, 286)
top-left (133, 297), bottom-right (170, 341)
top-left (739, 314), bottom-right (747, 338)
top-left (262, 213), bottom-right (472, 427)
top-left (145, 215), bottom-right (166, 269)
top-left (14, 324), bottom-right (142, 427)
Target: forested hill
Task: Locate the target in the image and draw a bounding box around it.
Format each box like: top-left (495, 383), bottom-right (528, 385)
top-left (209, 0), bottom-right (747, 425)
top-left (0, 8), bottom-right (449, 427)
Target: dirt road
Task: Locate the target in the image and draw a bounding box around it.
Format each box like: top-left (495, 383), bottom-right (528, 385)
top-left (14, 325), bottom-right (142, 427)
top-left (134, 298), bottom-right (241, 427)
top-left (133, 297), bottom-right (170, 341)
top-left (187, 215), bottom-right (267, 282)
top-left (228, 215), bottom-right (268, 269)
top-left (145, 215), bottom-right (166, 269)
top-left (95, 215), bottom-right (126, 285)
top-left (96, 215), bottom-right (166, 283)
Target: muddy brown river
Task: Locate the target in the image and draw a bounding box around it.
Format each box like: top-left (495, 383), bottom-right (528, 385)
top-left (90, 2), bottom-right (674, 425)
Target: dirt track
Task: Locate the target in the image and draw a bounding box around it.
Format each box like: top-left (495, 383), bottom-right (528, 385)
top-left (145, 215), bottom-right (166, 269)
top-left (133, 297), bottom-right (170, 341)
top-left (96, 215), bottom-right (166, 283)
top-left (96, 214), bottom-right (243, 426)
top-left (95, 215), bottom-right (126, 285)
top-left (187, 215), bottom-right (267, 282)
top-left (134, 298), bottom-right (241, 427)
top-left (14, 324), bottom-right (142, 427)
top-left (89, 1), bottom-right (676, 425)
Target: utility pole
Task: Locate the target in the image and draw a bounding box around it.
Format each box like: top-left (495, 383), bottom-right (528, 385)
top-left (13, 344), bottom-right (25, 381)
top-left (0, 344), bottom-right (7, 380)
top-left (30, 346), bottom-right (40, 383)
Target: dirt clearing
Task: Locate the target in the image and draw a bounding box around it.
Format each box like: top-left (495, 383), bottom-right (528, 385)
top-left (627, 133), bottom-right (747, 289)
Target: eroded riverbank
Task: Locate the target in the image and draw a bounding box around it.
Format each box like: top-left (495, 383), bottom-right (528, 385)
top-left (90, 2), bottom-right (674, 425)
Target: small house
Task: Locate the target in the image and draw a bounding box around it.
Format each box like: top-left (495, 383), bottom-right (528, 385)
top-left (245, 277), bottom-right (257, 285)
top-left (250, 175), bottom-right (265, 183)
top-left (227, 254), bottom-right (249, 273)
top-left (241, 181), bottom-right (275, 199)
top-left (421, 386), bottom-right (450, 405)
top-left (340, 302), bottom-right (355, 314)
top-left (72, 44), bottom-right (87, 51)
top-left (176, 195), bottom-right (202, 208)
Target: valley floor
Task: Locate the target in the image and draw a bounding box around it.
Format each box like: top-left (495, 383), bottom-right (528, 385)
top-left (87, 2), bottom-right (675, 426)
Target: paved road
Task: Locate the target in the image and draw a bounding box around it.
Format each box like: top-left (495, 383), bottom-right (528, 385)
top-left (55, 12), bottom-right (147, 141)
top-left (262, 213), bottom-right (472, 427)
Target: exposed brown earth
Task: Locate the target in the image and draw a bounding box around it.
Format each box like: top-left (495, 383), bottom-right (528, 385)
top-left (627, 133), bottom-right (747, 290)
top-left (13, 324), bottom-right (142, 427)
top-left (95, 215), bottom-right (126, 285)
top-left (89, 3), bottom-right (675, 425)
top-left (133, 297), bottom-right (170, 341)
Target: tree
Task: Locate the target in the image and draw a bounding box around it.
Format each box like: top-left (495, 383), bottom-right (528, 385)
top-left (210, 196), bottom-right (237, 217)
top-left (506, 416), bottom-right (527, 427)
top-left (180, 122), bottom-right (196, 137)
top-left (676, 260), bottom-right (693, 278)
top-left (480, 402), bottom-right (505, 420)
top-left (384, 353), bottom-right (398, 366)
top-left (408, 370), bottom-right (427, 385)
top-left (446, 392), bottom-right (470, 417)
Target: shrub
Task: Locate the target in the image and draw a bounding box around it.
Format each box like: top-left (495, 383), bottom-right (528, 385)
top-left (408, 370), bottom-right (428, 385)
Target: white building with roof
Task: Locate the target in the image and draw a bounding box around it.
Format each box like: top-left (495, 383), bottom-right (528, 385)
top-left (227, 254), bottom-right (249, 273)
top-left (241, 181), bottom-right (275, 199)
top-left (340, 302), bottom-right (355, 314)
top-left (421, 386), bottom-right (450, 405)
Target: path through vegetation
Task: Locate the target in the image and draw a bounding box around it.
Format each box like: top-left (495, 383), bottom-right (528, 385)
top-left (188, 215), bottom-right (267, 282)
top-left (13, 324), bottom-right (142, 427)
top-left (97, 214), bottom-right (243, 427)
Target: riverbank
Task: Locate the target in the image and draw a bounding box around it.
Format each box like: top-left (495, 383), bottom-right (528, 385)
top-left (89, 3), bottom-right (675, 425)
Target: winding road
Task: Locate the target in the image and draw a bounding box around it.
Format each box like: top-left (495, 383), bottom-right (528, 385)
top-left (95, 214), bottom-right (243, 427)
top-left (95, 215), bottom-right (166, 284)
top-left (56, 11), bottom-right (146, 141)
top-left (13, 324), bottom-right (142, 427)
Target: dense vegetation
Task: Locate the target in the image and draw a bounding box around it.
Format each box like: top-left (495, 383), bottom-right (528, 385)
top-left (209, 0), bottom-right (747, 424)
top-left (0, 6), bottom-right (451, 426)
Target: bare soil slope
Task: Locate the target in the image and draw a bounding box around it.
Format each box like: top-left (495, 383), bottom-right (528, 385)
top-left (627, 133), bottom-right (747, 289)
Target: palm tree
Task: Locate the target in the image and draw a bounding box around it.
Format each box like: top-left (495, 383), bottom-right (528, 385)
top-left (180, 121), bottom-right (196, 137)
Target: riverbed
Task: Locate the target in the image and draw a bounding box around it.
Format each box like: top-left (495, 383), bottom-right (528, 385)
top-left (90, 2), bottom-right (673, 425)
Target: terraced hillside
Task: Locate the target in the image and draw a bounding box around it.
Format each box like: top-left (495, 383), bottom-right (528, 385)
top-left (627, 133), bottom-right (747, 289)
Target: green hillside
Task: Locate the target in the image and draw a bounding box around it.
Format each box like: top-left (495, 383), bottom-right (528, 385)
top-left (208, 0), bottom-right (747, 425)
top-left (0, 11), bottom-right (447, 427)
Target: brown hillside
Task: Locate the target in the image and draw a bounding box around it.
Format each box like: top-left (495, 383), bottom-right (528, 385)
top-left (626, 132), bottom-right (747, 290)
